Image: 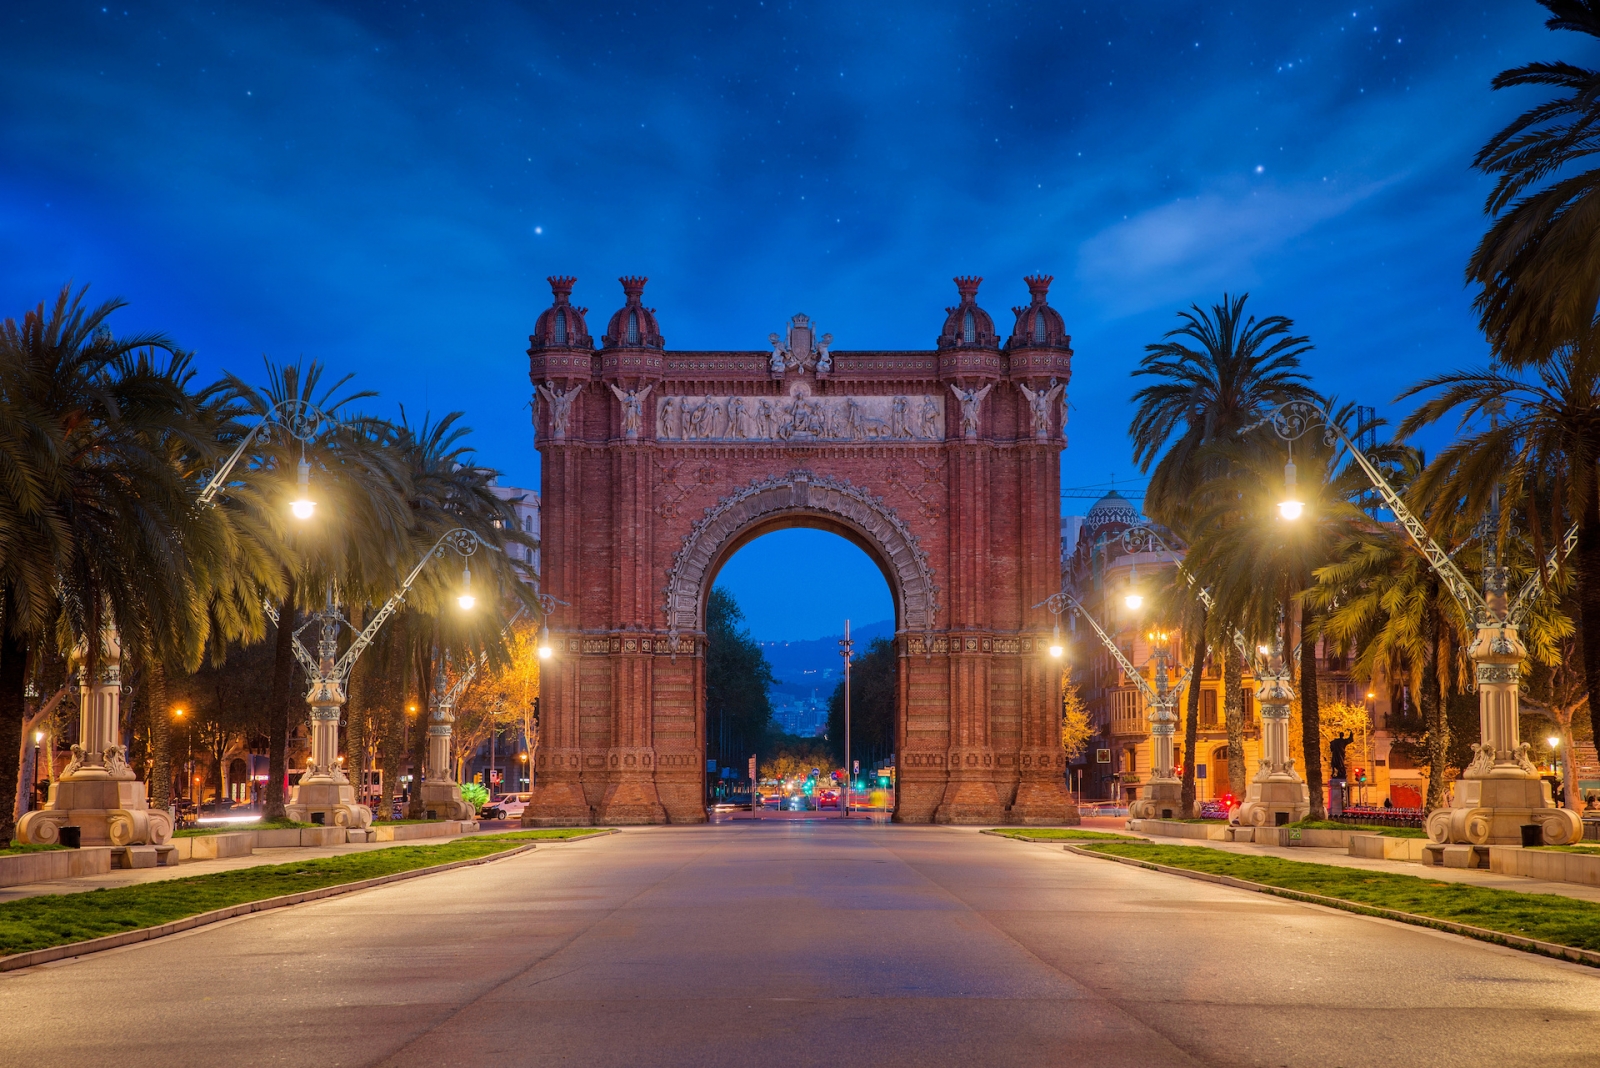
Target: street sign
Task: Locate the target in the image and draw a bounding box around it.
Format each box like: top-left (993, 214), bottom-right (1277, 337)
top-left (853, 760), bottom-right (859, 774)
top-left (706, 758), bottom-right (717, 772)
top-left (1096, 749), bottom-right (1111, 763)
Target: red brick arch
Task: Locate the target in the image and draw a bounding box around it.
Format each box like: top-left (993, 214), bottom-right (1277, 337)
top-left (523, 277), bottom-right (1077, 826)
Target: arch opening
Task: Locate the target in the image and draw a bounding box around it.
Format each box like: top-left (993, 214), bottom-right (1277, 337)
top-left (692, 513), bottom-right (905, 821)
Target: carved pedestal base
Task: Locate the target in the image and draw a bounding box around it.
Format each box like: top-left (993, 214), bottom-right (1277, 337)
top-left (594, 777), bottom-right (667, 825)
top-left (1231, 773), bottom-right (1310, 828)
top-left (285, 774), bottom-right (373, 829)
top-left (1426, 775), bottom-right (1581, 846)
top-left (1128, 777), bottom-right (1184, 821)
top-left (418, 779), bottom-right (477, 821)
top-left (522, 775), bottom-right (593, 826)
top-left (1008, 776), bottom-right (1080, 825)
top-left (17, 776), bottom-right (174, 847)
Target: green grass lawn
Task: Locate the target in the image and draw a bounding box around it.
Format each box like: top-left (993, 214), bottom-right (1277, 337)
top-left (1, 843), bottom-right (67, 856)
top-left (1287, 819), bottom-right (1427, 839)
top-left (1076, 841), bottom-right (1600, 953)
top-left (986, 828), bottom-right (1148, 842)
top-left (0, 827), bottom-right (607, 956)
top-left (173, 818), bottom-right (311, 838)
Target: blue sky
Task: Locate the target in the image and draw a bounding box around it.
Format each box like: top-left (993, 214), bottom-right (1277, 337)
top-left (0, 2), bottom-right (1580, 639)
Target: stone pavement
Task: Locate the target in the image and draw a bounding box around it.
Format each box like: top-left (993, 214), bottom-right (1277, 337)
top-left (3, 821), bottom-right (1599, 1067)
top-left (1077, 815), bottom-right (1600, 904)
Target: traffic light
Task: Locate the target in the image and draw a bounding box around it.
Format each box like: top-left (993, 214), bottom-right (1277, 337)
top-left (1353, 767), bottom-right (1366, 784)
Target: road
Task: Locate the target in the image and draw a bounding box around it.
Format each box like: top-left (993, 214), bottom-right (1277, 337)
top-left (3, 822), bottom-right (1599, 1067)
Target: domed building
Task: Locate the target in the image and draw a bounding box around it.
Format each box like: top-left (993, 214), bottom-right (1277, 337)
top-left (601, 276), bottom-right (664, 350)
top-left (1006, 274), bottom-right (1071, 352)
top-left (527, 276), bottom-right (593, 352)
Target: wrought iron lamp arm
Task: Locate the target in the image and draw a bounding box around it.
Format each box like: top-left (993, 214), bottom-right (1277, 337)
top-left (437, 604), bottom-right (529, 713)
top-left (1118, 524), bottom-right (1262, 674)
top-left (1507, 521), bottom-right (1580, 627)
top-left (1038, 590), bottom-right (1159, 706)
top-left (314, 528), bottom-right (502, 686)
top-left (195, 398), bottom-right (338, 508)
top-left (1256, 401), bottom-right (1492, 623)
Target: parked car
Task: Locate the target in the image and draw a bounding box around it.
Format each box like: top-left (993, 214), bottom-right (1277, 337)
top-left (481, 793), bottom-right (530, 820)
top-left (817, 789), bottom-right (840, 810)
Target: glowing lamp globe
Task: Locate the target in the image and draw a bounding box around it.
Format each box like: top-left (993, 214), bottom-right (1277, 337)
top-left (1278, 498), bottom-right (1304, 521)
top-left (1124, 592), bottom-right (1144, 610)
top-left (457, 592), bottom-right (476, 611)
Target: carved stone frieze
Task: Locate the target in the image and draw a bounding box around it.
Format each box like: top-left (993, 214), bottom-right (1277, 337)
top-left (657, 385), bottom-right (945, 444)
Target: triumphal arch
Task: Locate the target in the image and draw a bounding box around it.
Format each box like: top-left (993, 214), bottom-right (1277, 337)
top-left (524, 274), bottom-right (1074, 824)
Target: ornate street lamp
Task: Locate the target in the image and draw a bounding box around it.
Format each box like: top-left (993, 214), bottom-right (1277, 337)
top-left (1255, 399), bottom-right (1581, 849)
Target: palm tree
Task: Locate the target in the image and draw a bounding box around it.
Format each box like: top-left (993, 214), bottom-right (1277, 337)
top-left (1128, 293), bottom-right (1316, 801)
top-left (1399, 333), bottom-right (1600, 770)
top-left (0, 285), bottom-right (216, 842)
top-left (222, 359), bottom-right (404, 819)
top-left (384, 409), bottom-right (533, 817)
top-left (1313, 450), bottom-right (1476, 809)
top-left (1468, 0), bottom-right (1600, 366)
top-left (1182, 406), bottom-right (1376, 819)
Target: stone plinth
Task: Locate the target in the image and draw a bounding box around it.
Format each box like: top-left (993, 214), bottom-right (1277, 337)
top-left (284, 775), bottom-right (372, 829)
top-left (418, 780), bottom-right (478, 821)
top-left (1128, 777), bottom-right (1183, 821)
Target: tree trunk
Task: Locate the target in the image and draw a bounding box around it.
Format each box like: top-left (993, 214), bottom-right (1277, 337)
top-left (1557, 710), bottom-right (1580, 810)
top-left (0, 595), bottom-right (29, 844)
top-left (265, 570), bottom-right (297, 819)
top-left (1578, 485), bottom-right (1600, 764)
top-left (377, 621), bottom-right (407, 821)
top-left (1223, 642), bottom-right (1247, 801)
top-left (407, 633), bottom-right (432, 819)
top-left (1421, 590), bottom-right (1449, 811)
top-left (1299, 602), bottom-right (1325, 819)
top-left (1180, 618), bottom-right (1207, 817)
top-left (148, 659), bottom-right (171, 810)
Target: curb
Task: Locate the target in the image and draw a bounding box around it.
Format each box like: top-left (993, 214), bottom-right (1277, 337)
top-left (980, 829), bottom-right (1149, 844)
top-left (1063, 844), bottom-right (1600, 969)
top-left (0, 842), bottom-right (540, 974)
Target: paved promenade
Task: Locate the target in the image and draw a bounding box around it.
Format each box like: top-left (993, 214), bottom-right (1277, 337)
top-left (4, 821), bottom-right (1600, 1067)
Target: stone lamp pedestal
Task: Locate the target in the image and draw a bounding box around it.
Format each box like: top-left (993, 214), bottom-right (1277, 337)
top-left (284, 669), bottom-right (372, 829)
top-left (1129, 714), bottom-right (1182, 820)
top-left (18, 632), bottom-right (173, 849)
top-left (418, 713), bottom-right (478, 822)
top-left (1232, 657), bottom-right (1309, 828)
top-left (1427, 576), bottom-right (1581, 852)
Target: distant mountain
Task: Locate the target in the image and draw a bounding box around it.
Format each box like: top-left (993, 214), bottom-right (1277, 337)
top-left (757, 619), bottom-right (896, 693)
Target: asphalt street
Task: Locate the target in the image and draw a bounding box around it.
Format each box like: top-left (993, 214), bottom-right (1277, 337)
top-left (3, 822), bottom-right (1598, 1067)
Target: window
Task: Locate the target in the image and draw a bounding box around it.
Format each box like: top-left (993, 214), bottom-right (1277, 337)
top-left (1239, 689), bottom-right (1255, 728)
top-left (962, 310), bottom-right (975, 343)
top-left (1200, 688), bottom-right (1218, 729)
top-left (627, 310), bottom-right (640, 345)
top-left (1032, 311), bottom-right (1046, 344)
top-left (1112, 689), bottom-right (1142, 732)
top-left (554, 308), bottom-right (567, 345)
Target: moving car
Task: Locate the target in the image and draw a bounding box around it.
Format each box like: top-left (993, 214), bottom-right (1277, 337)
top-left (480, 793), bottom-right (530, 820)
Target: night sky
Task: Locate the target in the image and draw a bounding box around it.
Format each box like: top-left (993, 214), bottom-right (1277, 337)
top-left (0, 3), bottom-right (1576, 639)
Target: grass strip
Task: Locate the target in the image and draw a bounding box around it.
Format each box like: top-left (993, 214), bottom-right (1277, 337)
top-left (2, 843), bottom-right (68, 856)
top-left (984, 828), bottom-right (1147, 842)
top-left (1076, 841), bottom-right (1600, 955)
top-left (0, 836), bottom-right (555, 956)
top-left (173, 818), bottom-right (312, 838)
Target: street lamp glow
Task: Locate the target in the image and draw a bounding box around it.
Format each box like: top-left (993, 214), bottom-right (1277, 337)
top-left (290, 457), bottom-right (315, 520)
top-left (1278, 454), bottom-right (1303, 520)
top-left (1549, 736), bottom-right (1561, 749)
top-left (1123, 561), bottom-right (1143, 611)
top-left (1048, 621), bottom-right (1064, 659)
top-left (537, 622), bottom-right (554, 660)
top-left (457, 563), bottom-right (475, 611)
top-left (34, 730), bottom-right (43, 744)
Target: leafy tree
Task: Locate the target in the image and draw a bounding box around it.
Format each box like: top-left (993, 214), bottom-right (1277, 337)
top-left (1468, 0), bottom-right (1600, 366)
top-left (826, 636), bottom-right (896, 771)
top-left (168, 638), bottom-right (274, 802)
top-left (705, 587), bottom-right (775, 774)
top-left (1060, 668), bottom-right (1093, 760)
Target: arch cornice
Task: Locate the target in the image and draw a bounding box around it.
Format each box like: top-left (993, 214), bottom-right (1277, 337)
top-left (663, 469), bottom-right (939, 642)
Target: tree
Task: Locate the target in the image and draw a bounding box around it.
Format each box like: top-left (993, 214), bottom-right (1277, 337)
top-left (0, 285), bottom-right (229, 843)
top-left (705, 588), bottom-right (775, 775)
top-left (827, 637), bottom-right (896, 771)
top-left (1398, 337), bottom-right (1600, 778)
top-left (1128, 292), bottom-right (1316, 806)
top-left (1060, 668), bottom-right (1093, 761)
top-left (1468, 0), bottom-right (1600, 366)
top-left (168, 638), bottom-right (274, 802)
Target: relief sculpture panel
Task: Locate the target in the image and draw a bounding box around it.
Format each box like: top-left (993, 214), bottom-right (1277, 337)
top-left (657, 386), bottom-right (945, 444)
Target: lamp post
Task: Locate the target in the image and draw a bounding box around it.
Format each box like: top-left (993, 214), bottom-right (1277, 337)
top-left (283, 527), bottom-right (501, 829)
top-left (1260, 399), bottom-right (1581, 849)
top-left (839, 620), bottom-right (853, 816)
top-left (1038, 589), bottom-right (1190, 821)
